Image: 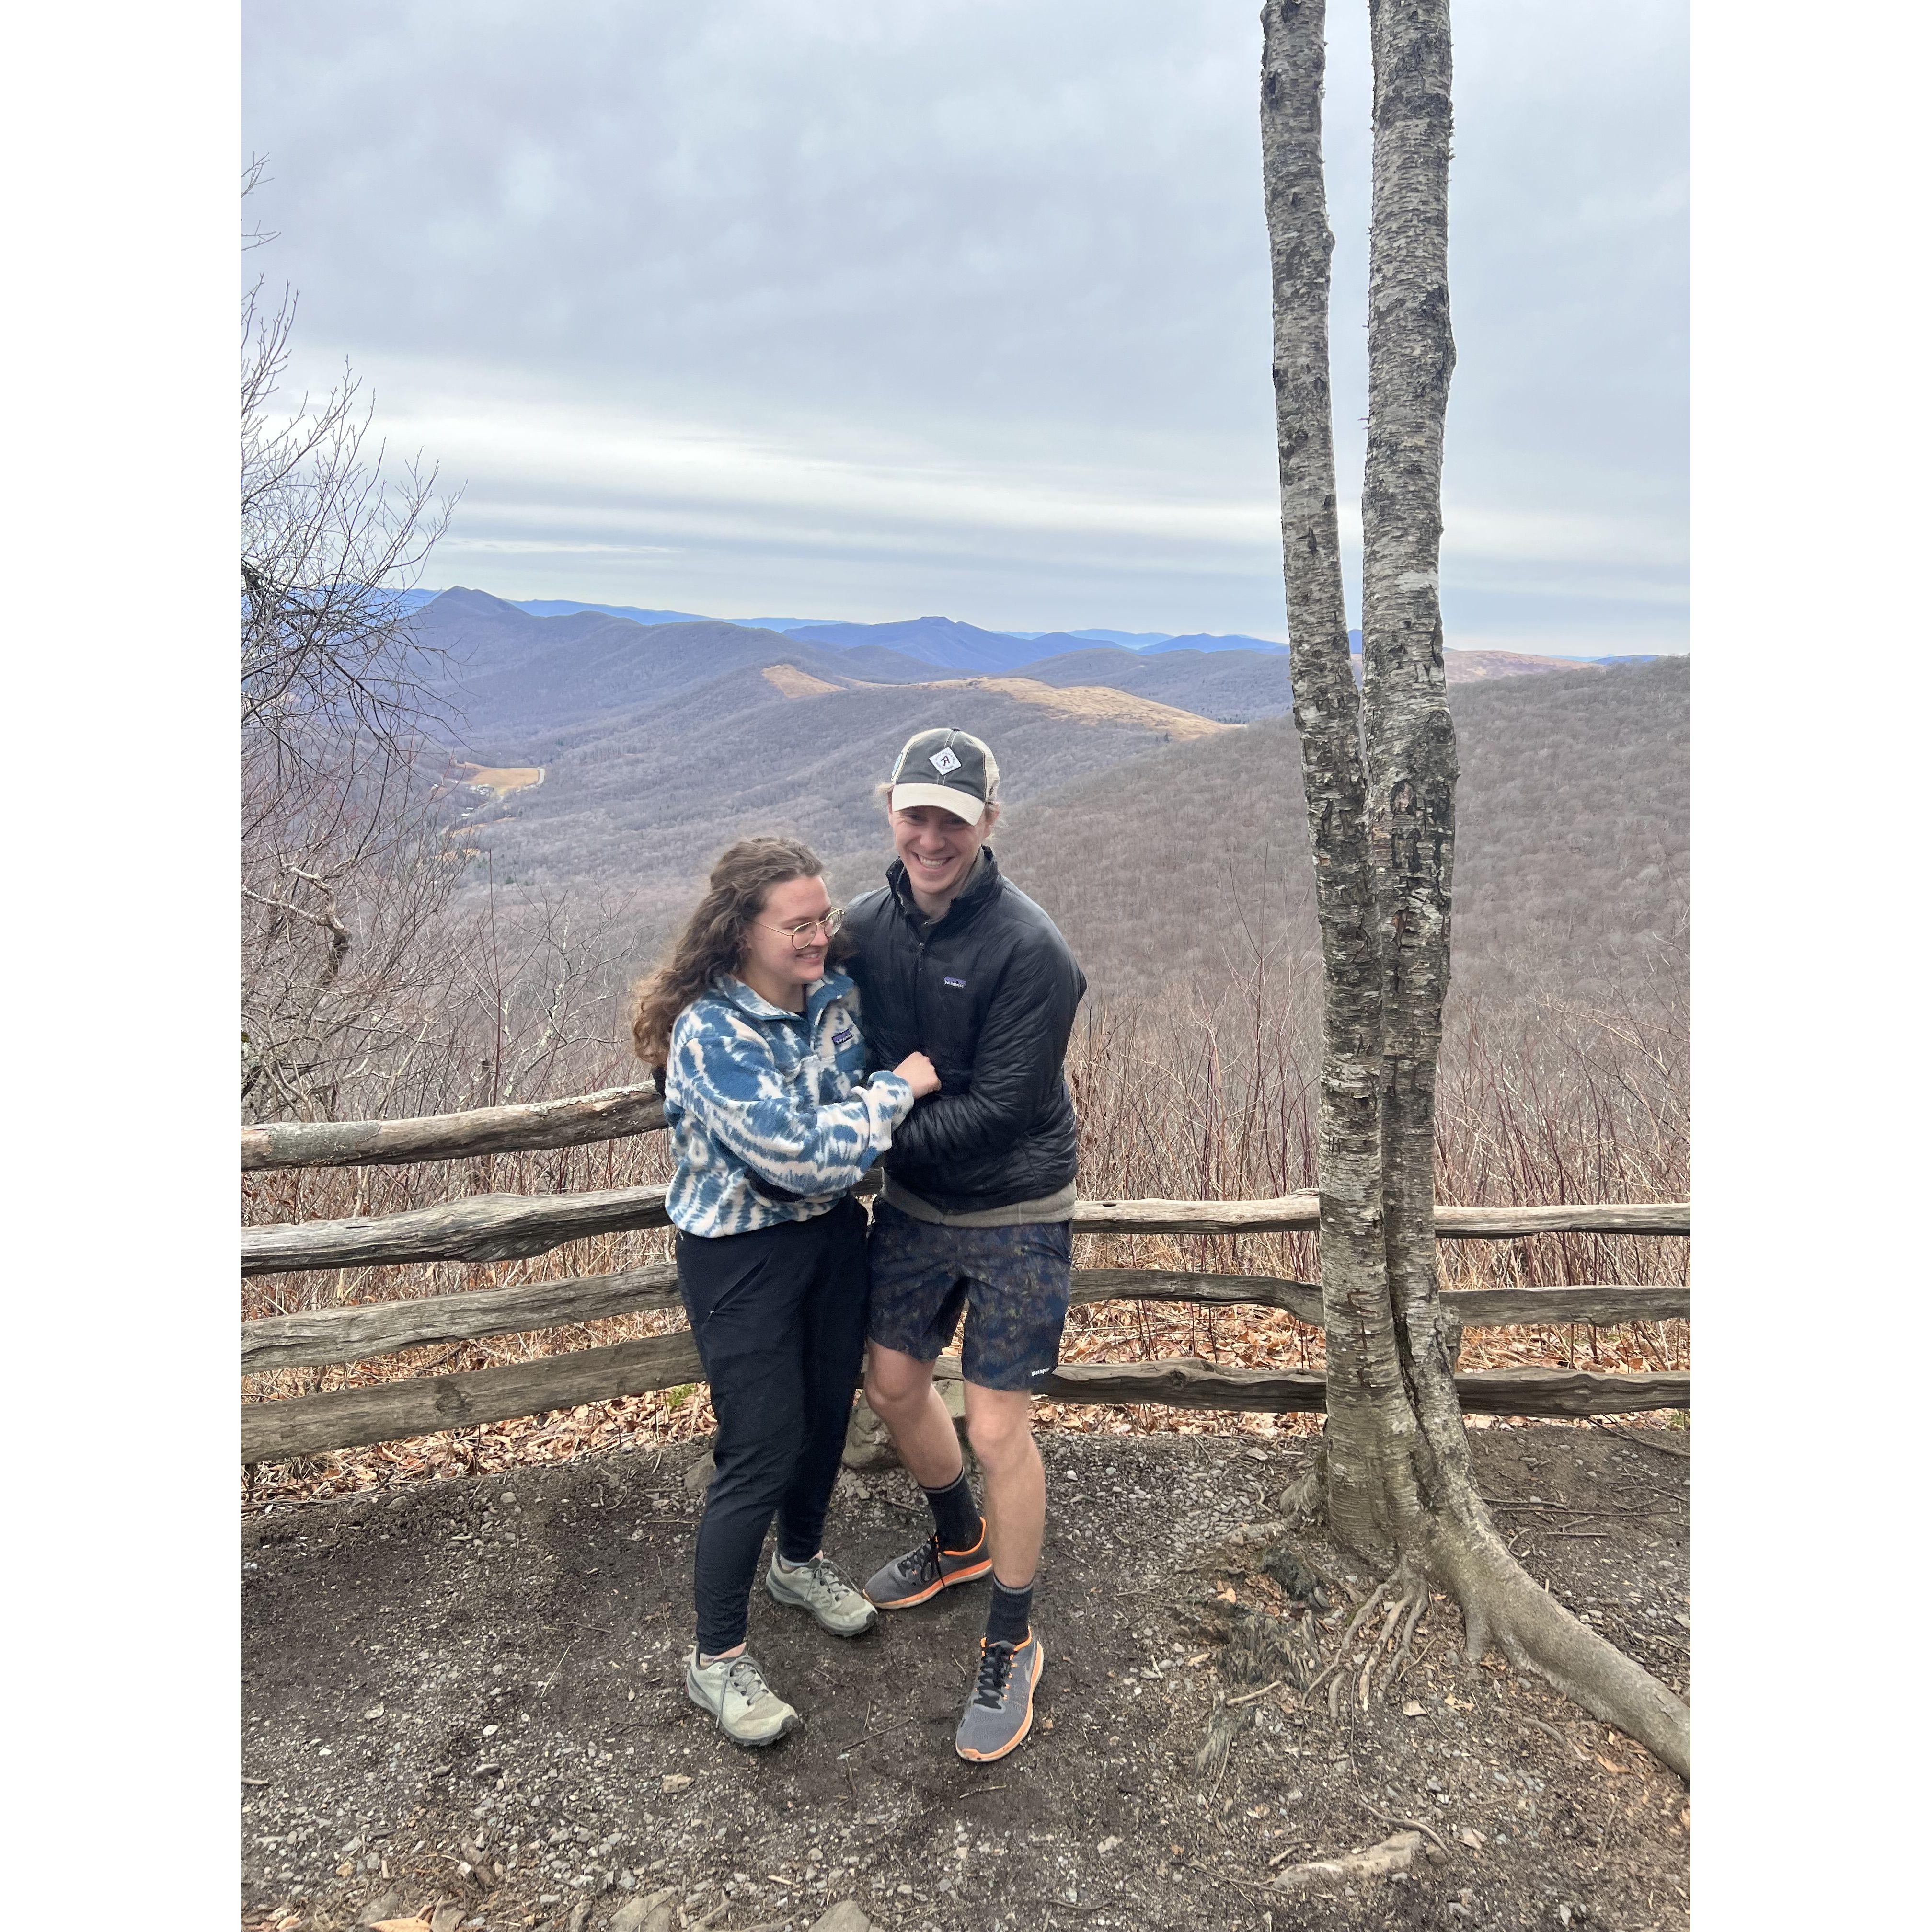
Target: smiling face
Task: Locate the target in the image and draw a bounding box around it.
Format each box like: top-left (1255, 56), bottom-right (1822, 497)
top-left (736, 872), bottom-right (836, 1007)
top-left (892, 802), bottom-right (998, 914)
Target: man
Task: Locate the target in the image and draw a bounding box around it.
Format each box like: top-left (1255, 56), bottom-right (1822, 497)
top-left (841, 726), bottom-right (1086, 1763)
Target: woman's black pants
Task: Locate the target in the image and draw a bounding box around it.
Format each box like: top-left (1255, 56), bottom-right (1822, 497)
top-left (675, 1197), bottom-right (869, 1656)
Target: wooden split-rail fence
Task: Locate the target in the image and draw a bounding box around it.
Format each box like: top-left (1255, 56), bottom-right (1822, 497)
top-left (240, 1083), bottom-right (1690, 1467)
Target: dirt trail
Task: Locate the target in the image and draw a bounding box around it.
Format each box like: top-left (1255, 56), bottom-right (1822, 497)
top-left (242, 1426), bottom-right (1688, 1932)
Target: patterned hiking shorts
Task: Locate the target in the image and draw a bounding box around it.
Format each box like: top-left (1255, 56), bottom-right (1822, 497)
top-left (865, 1200), bottom-right (1073, 1392)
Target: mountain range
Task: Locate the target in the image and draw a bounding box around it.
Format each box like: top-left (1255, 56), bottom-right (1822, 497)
top-left (391, 586), bottom-right (1295, 656)
top-left (410, 587), bottom-right (1627, 754)
top-left (407, 587), bottom-right (1685, 1014)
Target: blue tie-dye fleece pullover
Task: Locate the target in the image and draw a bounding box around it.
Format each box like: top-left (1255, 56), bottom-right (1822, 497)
top-left (663, 969), bottom-right (916, 1238)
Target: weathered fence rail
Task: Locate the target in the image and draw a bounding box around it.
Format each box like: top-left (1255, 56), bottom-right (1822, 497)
top-left (1036, 1363), bottom-right (1688, 1420)
top-left (242, 1339), bottom-right (1687, 1465)
top-left (241, 1084), bottom-right (666, 1171)
top-left (242, 1181), bottom-right (1690, 1278)
top-left (241, 1090), bottom-right (1691, 1466)
top-left (244, 1332), bottom-right (705, 1464)
top-left (243, 1266), bottom-right (1690, 1376)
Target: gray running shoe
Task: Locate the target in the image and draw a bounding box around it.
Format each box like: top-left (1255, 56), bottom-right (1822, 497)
top-left (684, 1648), bottom-right (802, 1748)
top-left (954, 1630), bottom-right (1044, 1763)
top-left (864, 1530), bottom-right (993, 1610)
top-left (765, 1553), bottom-right (879, 1637)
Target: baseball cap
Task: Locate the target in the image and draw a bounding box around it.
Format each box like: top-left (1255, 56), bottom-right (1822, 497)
top-left (888, 727), bottom-right (999, 826)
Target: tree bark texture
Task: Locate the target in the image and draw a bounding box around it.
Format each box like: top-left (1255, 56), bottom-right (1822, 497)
top-left (1361, 0), bottom-right (1473, 1538)
top-left (241, 1083), bottom-right (667, 1171)
top-left (1261, 0), bottom-right (1690, 1777)
top-left (1263, 0), bottom-right (1427, 1564)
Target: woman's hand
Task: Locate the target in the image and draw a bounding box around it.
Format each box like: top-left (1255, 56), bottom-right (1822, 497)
top-left (894, 1051), bottom-right (941, 1099)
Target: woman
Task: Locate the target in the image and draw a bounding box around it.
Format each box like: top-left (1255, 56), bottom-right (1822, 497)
top-left (631, 836), bottom-right (938, 1747)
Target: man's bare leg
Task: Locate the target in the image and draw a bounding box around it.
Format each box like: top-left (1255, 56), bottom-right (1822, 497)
top-left (952, 1381), bottom-right (1047, 1762)
top-left (962, 1384), bottom-right (1044, 1586)
top-left (862, 1344), bottom-right (996, 1608)
top-left (863, 1344), bottom-right (965, 1489)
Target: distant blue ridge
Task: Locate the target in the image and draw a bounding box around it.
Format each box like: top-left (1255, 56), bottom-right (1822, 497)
top-left (513, 598), bottom-right (713, 624)
top-left (398, 591), bottom-right (1666, 677)
top-left (1004, 627), bottom-right (1178, 648)
top-left (395, 590), bottom-right (1288, 651)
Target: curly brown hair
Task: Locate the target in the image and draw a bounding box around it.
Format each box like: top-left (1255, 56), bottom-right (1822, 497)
top-left (629, 836), bottom-right (848, 1076)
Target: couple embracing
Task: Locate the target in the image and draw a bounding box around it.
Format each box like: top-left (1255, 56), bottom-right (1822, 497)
top-left (628, 728), bottom-right (1086, 1763)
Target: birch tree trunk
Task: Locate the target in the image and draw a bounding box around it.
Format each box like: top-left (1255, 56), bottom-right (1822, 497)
top-left (1258, 0), bottom-right (1690, 1780)
top-left (1361, 0), bottom-right (1466, 1495)
top-left (1260, 0), bottom-right (1423, 1567)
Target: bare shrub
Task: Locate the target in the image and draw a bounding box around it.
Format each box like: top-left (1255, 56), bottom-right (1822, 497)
top-left (243, 954), bottom-right (1687, 1503)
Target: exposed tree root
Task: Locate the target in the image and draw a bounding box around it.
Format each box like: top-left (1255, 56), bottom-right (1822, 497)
top-left (1427, 1511), bottom-right (1690, 1781)
top-left (1382, 1583), bottom-right (1428, 1691)
top-left (1270, 1830), bottom-right (1423, 1891)
top-left (1301, 1558), bottom-right (1428, 1717)
top-left (1250, 1477), bottom-right (1690, 1782)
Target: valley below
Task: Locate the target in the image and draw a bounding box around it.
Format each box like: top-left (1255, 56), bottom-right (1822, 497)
top-left (411, 587), bottom-right (1682, 1016)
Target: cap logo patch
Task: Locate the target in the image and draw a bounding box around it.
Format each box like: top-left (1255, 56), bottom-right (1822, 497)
top-left (928, 746), bottom-right (962, 776)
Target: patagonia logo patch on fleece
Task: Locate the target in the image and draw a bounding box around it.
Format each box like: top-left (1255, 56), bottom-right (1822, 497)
top-left (943, 976), bottom-right (967, 989)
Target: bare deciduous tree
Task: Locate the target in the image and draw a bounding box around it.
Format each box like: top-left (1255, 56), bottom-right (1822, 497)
top-left (242, 164), bottom-right (452, 803)
top-left (240, 163), bottom-right (467, 1119)
top-left (1260, 0), bottom-right (1689, 1777)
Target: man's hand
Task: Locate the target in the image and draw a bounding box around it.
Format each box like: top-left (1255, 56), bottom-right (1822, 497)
top-left (894, 1052), bottom-right (941, 1099)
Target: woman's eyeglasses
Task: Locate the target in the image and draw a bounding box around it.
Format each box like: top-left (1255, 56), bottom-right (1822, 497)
top-left (759, 908), bottom-right (845, 951)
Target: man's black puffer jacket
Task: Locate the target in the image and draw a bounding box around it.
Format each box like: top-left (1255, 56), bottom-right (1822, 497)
top-left (842, 849), bottom-right (1086, 1214)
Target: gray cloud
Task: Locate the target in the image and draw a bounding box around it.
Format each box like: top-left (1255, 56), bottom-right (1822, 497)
top-left (244, 0), bottom-right (1686, 648)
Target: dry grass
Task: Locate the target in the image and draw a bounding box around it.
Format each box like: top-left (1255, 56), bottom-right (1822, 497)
top-left (241, 965), bottom-right (1688, 1507)
top-left (455, 762), bottom-right (545, 798)
top-left (762, 663), bottom-right (845, 699)
top-left (835, 670), bottom-right (1232, 738)
top-left (967, 677), bottom-right (1231, 738)
top-left (906, 675), bottom-right (1231, 738)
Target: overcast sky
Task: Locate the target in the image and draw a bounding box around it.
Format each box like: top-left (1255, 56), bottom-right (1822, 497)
top-left (243, 0), bottom-right (1686, 651)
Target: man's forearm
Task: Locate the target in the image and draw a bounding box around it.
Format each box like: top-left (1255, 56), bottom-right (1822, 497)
top-left (891, 1091), bottom-right (1012, 1166)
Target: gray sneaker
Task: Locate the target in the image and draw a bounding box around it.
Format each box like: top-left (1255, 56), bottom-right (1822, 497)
top-left (954, 1630), bottom-right (1044, 1763)
top-left (864, 1530), bottom-right (993, 1610)
top-left (684, 1648), bottom-right (802, 1748)
top-left (765, 1553), bottom-right (879, 1637)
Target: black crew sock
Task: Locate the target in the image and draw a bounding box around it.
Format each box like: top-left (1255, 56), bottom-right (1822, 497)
top-left (985, 1573), bottom-right (1034, 1648)
top-left (921, 1471), bottom-right (983, 1552)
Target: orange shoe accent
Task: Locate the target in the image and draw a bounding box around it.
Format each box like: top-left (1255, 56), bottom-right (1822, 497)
top-left (955, 1634), bottom-right (1043, 1764)
top-left (865, 1525), bottom-right (993, 1610)
top-left (870, 1551), bottom-right (992, 1610)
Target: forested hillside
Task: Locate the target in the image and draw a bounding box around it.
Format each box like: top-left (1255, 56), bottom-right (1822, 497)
top-left (430, 628), bottom-right (1686, 1025)
top-left (417, 589), bottom-right (1674, 985)
top-left (439, 660), bottom-right (1230, 926)
top-left (997, 658), bottom-right (1688, 1010)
